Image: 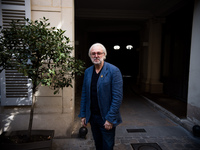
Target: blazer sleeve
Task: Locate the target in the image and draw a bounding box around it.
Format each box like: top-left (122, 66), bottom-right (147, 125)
top-left (105, 67), bottom-right (123, 125)
top-left (78, 71), bottom-right (87, 118)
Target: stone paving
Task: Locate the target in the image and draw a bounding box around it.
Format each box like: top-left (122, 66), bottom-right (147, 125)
top-left (52, 81), bottom-right (200, 150)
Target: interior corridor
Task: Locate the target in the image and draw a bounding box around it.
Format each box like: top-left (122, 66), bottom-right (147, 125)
top-left (58, 77), bottom-right (200, 150)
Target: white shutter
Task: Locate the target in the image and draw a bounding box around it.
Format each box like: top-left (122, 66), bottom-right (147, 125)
top-left (0, 0), bottom-right (31, 27)
top-left (1, 70), bottom-right (32, 106)
top-left (0, 0), bottom-right (32, 106)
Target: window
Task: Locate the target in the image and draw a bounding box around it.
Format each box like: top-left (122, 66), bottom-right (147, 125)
top-left (0, 0), bottom-right (32, 106)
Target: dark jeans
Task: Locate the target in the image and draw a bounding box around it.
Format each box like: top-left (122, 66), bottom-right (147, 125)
top-left (90, 114), bottom-right (116, 150)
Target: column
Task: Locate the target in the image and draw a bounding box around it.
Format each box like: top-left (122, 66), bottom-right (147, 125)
top-left (187, 0), bottom-right (200, 125)
top-left (148, 18), bottom-right (164, 93)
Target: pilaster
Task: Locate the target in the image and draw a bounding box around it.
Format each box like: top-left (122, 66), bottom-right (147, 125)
top-left (139, 18), bottom-right (164, 93)
top-left (187, 0), bottom-right (200, 125)
top-left (148, 18), bottom-right (164, 93)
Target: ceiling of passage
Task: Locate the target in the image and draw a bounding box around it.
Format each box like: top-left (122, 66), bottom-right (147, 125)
top-left (75, 0), bottom-right (188, 20)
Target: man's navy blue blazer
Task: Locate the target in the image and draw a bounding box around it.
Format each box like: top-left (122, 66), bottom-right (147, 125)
top-left (78, 62), bottom-right (123, 127)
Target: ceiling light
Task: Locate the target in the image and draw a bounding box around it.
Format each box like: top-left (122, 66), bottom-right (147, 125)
top-left (126, 45), bottom-right (133, 50)
top-left (114, 45), bottom-right (120, 50)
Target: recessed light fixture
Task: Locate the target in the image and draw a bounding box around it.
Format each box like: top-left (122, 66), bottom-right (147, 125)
top-left (114, 45), bottom-right (120, 50)
top-left (126, 45), bottom-right (133, 50)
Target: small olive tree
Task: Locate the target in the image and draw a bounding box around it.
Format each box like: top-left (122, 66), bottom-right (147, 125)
top-left (0, 17), bottom-right (84, 138)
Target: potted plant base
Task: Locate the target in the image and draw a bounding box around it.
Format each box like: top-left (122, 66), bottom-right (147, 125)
top-left (0, 130), bottom-right (54, 150)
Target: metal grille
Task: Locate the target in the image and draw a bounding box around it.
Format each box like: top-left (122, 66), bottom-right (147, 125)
top-left (1, 0), bottom-right (25, 6)
top-left (0, 0), bottom-right (32, 106)
top-left (1, 0), bottom-right (28, 98)
top-left (126, 129), bottom-right (146, 133)
top-left (2, 9), bottom-right (25, 27)
top-left (5, 70), bottom-right (29, 98)
top-left (1, 0), bottom-right (26, 28)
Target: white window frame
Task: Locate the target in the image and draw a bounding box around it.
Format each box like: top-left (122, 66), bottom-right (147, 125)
top-left (0, 0), bottom-right (32, 106)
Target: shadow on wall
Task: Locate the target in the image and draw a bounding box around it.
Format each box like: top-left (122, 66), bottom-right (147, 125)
top-left (0, 106), bottom-right (32, 134)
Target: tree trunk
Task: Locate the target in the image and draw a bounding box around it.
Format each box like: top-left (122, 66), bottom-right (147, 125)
top-left (28, 94), bottom-right (36, 139)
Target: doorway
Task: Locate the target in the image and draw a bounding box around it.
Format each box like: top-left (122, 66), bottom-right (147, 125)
top-left (75, 19), bottom-right (141, 97)
top-left (74, 0), bottom-right (193, 120)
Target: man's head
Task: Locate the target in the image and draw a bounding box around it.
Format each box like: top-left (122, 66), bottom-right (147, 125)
top-left (88, 43), bottom-right (107, 65)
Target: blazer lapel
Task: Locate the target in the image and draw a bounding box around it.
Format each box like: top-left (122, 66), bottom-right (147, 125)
top-left (97, 62), bottom-right (108, 86)
top-left (87, 66), bottom-right (94, 85)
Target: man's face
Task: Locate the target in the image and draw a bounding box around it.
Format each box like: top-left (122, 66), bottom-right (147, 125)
top-left (90, 45), bottom-right (105, 65)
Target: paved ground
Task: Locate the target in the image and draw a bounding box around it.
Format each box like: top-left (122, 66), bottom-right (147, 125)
top-left (52, 78), bottom-right (200, 150)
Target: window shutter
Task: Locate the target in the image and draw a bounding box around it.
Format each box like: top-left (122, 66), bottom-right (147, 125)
top-left (0, 70), bottom-right (32, 106)
top-left (0, 0), bottom-right (32, 106)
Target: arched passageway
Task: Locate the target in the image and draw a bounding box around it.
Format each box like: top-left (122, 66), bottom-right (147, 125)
top-left (74, 0), bottom-right (194, 119)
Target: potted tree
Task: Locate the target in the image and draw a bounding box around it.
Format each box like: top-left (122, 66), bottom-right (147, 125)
top-left (0, 17), bottom-right (84, 149)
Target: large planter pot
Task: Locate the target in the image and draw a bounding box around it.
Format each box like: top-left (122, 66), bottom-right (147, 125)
top-left (0, 130), bottom-right (54, 150)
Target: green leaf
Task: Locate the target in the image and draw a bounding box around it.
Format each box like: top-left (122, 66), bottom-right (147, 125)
top-left (0, 17), bottom-right (85, 94)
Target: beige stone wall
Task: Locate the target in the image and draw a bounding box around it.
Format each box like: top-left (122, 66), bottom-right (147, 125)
top-left (30, 0), bottom-right (75, 137)
top-left (0, 0), bottom-right (75, 137)
top-left (31, 0), bottom-right (74, 40)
